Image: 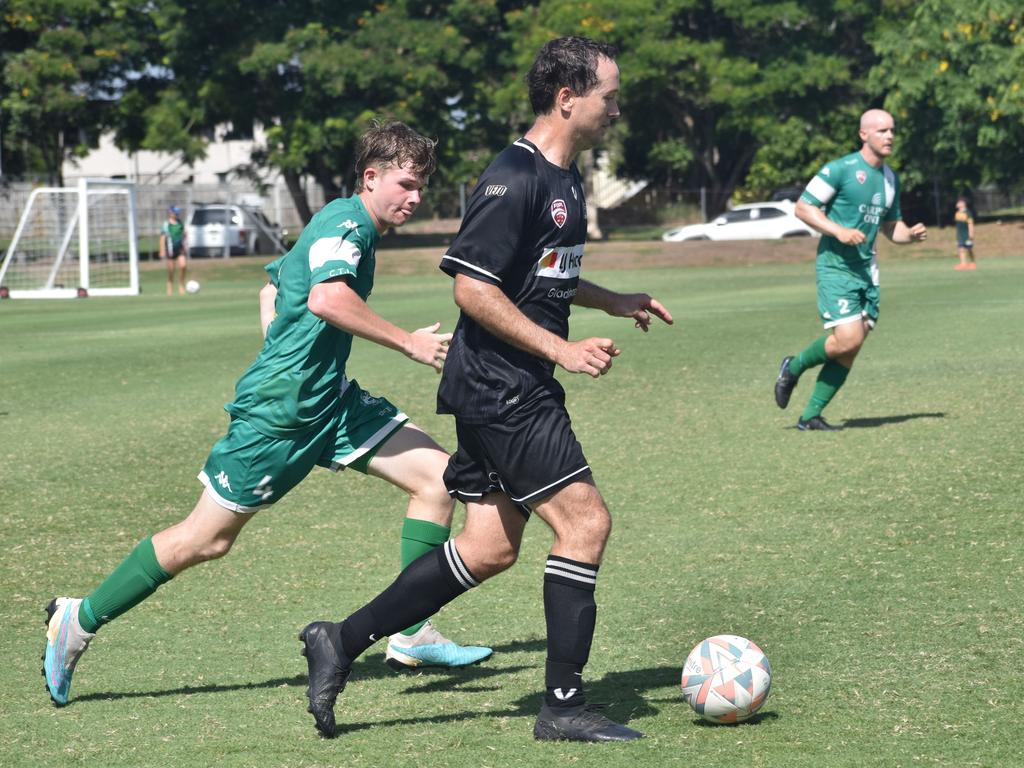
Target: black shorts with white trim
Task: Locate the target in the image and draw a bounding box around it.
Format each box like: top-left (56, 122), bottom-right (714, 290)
top-left (443, 395), bottom-right (591, 516)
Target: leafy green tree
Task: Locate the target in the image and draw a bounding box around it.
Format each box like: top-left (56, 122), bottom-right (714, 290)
top-left (1, 0), bottom-right (162, 183)
top-left (871, 0), bottom-right (1024, 197)
top-left (139, 1), bottom-right (524, 221)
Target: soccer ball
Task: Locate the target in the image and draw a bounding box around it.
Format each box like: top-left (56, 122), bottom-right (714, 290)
top-left (185, 279), bottom-right (201, 294)
top-left (680, 634), bottom-right (772, 723)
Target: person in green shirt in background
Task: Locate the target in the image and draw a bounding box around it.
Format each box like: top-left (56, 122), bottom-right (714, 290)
top-left (953, 196), bottom-right (977, 271)
top-left (41, 121), bottom-right (492, 712)
top-left (774, 109), bottom-right (928, 431)
top-left (160, 205), bottom-right (188, 295)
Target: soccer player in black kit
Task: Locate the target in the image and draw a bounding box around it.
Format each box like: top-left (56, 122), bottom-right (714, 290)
top-left (300, 36), bottom-right (673, 743)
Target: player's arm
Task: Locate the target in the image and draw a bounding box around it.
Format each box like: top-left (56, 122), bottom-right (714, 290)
top-left (452, 274), bottom-right (617, 378)
top-left (968, 216), bottom-right (975, 243)
top-left (159, 232), bottom-right (167, 259)
top-left (880, 220), bottom-right (927, 244)
top-left (307, 278), bottom-right (450, 372)
top-left (795, 200), bottom-right (865, 246)
top-left (573, 280), bottom-right (673, 333)
top-left (259, 282), bottom-right (277, 338)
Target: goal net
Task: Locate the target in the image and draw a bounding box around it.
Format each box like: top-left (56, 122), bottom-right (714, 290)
top-left (0, 178), bottom-right (140, 299)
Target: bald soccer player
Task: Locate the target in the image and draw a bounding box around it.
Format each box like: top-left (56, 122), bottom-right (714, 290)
top-left (774, 109), bottom-right (927, 430)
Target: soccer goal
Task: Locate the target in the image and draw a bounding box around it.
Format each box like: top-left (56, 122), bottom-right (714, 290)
top-left (0, 178), bottom-right (140, 299)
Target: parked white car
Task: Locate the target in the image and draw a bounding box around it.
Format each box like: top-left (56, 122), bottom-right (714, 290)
top-left (661, 201), bottom-right (818, 242)
top-left (187, 204), bottom-right (284, 257)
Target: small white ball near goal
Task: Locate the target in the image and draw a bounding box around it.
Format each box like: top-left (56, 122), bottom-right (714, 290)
top-left (681, 634), bottom-right (772, 723)
top-left (185, 279), bottom-right (201, 294)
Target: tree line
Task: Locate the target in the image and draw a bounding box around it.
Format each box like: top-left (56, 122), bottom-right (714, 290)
top-left (2, 0), bottom-right (1021, 220)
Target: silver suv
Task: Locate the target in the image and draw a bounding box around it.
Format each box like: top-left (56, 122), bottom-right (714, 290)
top-left (187, 204), bottom-right (285, 257)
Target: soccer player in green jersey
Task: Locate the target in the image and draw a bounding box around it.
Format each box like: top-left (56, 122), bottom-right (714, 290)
top-left (774, 109), bottom-right (927, 430)
top-left (953, 197), bottom-right (977, 270)
top-left (159, 205), bottom-right (188, 296)
top-left (42, 121), bottom-right (491, 710)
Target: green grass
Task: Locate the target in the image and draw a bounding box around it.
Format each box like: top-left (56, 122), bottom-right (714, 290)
top-left (2, 253), bottom-right (1023, 767)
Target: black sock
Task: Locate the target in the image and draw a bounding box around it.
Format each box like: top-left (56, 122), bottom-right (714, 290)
top-left (543, 555), bottom-right (598, 708)
top-left (339, 540), bottom-right (479, 660)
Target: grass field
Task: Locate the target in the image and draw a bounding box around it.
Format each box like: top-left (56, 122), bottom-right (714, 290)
top-left (2, 249), bottom-right (1022, 767)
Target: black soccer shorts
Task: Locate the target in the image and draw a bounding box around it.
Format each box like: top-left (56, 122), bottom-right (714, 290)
top-left (443, 395), bottom-right (592, 516)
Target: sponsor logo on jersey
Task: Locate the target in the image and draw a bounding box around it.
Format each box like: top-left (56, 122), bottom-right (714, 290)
top-left (309, 237), bottom-right (361, 270)
top-left (821, 166), bottom-right (831, 176)
top-left (856, 170), bottom-right (867, 184)
top-left (484, 184), bottom-right (507, 197)
top-left (550, 199), bottom-right (568, 228)
top-left (871, 193), bottom-right (883, 205)
top-left (536, 244), bottom-right (584, 279)
top-left (339, 219), bottom-right (359, 229)
top-left (360, 392), bottom-right (382, 407)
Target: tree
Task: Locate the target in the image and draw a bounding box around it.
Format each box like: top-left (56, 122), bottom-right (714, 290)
top-left (137, 1), bottom-right (526, 221)
top-left (0, 0), bottom-right (162, 183)
top-left (871, 0), bottom-right (1024, 201)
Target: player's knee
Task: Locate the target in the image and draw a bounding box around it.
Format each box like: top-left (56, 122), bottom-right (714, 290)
top-left (832, 335), bottom-right (863, 358)
top-left (473, 544), bottom-right (518, 581)
top-left (193, 534), bottom-right (235, 563)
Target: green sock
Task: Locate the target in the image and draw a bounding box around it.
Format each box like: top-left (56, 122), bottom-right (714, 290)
top-left (78, 536), bottom-right (172, 633)
top-left (789, 335), bottom-right (830, 378)
top-left (800, 360), bottom-right (850, 421)
top-left (398, 518), bottom-right (451, 637)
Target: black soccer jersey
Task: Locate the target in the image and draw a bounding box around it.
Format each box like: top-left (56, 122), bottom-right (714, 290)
top-left (437, 138), bottom-right (588, 424)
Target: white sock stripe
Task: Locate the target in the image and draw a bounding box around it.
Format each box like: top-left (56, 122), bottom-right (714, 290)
top-left (444, 540), bottom-right (479, 589)
top-left (544, 566), bottom-right (597, 585)
top-left (545, 559), bottom-right (598, 577)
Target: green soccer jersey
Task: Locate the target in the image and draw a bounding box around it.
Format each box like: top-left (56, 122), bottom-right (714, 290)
top-left (225, 195), bottom-right (379, 437)
top-left (800, 151), bottom-right (901, 270)
top-left (161, 219), bottom-right (185, 246)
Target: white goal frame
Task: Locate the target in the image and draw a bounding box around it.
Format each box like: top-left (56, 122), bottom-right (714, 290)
top-left (0, 178), bottom-right (140, 299)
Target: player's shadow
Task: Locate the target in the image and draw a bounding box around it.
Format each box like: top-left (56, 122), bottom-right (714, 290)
top-left (72, 637), bottom-right (547, 705)
top-left (334, 661), bottom-right (701, 736)
top-left (841, 412), bottom-right (945, 429)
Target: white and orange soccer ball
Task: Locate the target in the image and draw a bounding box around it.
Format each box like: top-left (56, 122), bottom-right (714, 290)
top-left (681, 634), bottom-right (772, 723)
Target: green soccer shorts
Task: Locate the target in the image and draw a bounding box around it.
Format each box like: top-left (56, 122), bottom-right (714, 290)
top-left (199, 379), bottom-right (408, 512)
top-left (816, 261), bottom-right (880, 330)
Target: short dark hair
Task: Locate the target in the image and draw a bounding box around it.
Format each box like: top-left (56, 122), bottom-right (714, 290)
top-left (354, 121), bottom-right (437, 192)
top-left (526, 36), bottom-right (618, 116)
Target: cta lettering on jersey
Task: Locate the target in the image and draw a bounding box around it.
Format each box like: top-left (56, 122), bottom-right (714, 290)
top-left (550, 199), bottom-right (568, 228)
top-left (856, 170), bottom-right (867, 184)
top-left (536, 244), bottom-right (584, 279)
top-left (485, 184), bottom-right (507, 197)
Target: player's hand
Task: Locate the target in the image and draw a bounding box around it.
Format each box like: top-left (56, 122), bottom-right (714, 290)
top-left (407, 322), bottom-right (452, 373)
top-left (612, 293), bottom-right (674, 332)
top-left (837, 227), bottom-right (866, 246)
top-left (964, 239), bottom-right (973, 248)
top-left (558, 337), bottom-right (620, 378)
top-left (908, 223), bottom-right (927, 242)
